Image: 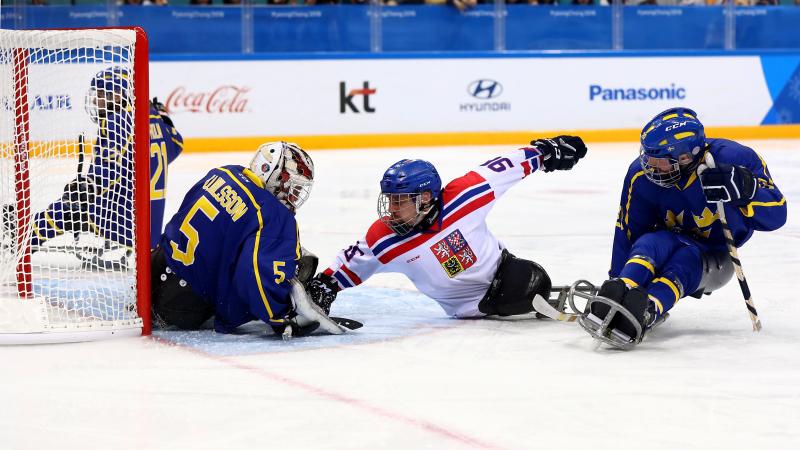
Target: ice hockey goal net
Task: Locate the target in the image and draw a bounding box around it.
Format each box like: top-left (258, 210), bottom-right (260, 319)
top-left (0, 28), bottom-right (151, 343)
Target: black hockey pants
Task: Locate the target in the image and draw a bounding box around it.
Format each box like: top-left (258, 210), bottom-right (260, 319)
top-left (478, 249), bottom-right (552, 317)
top-left (151, 246), bottom-right (215, 330)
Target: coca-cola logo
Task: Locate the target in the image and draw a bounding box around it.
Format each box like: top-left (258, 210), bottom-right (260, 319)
top-left (165, 85), bottom-right (251, 114)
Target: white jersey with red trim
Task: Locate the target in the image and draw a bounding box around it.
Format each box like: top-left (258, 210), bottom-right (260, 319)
top-left (322, 147), bottom-right (544, 318)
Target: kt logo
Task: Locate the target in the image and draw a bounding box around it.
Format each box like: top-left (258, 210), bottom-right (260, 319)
top-left (340, 81), bottom-right (376, 114)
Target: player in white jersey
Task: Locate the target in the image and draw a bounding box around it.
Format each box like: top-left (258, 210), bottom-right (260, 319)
top-left (306, 136), bottom-right (587, 318)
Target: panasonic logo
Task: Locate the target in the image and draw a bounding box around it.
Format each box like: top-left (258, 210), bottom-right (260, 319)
top-left (589, 84), bottom-right (686, 101)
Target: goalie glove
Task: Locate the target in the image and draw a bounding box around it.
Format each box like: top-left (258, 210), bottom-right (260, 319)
top-left (531, 135), bottom-right (587, 172)
top-left (296, 246), bottom-right (319, 284)
top-left (281, 279), bottom-right (344, 340)
top-left (280, 310), bottom-right (321, 340)
top-left (150, 97), bottom-right (175, 128)
top-left (306, 273), bottom-right (339, 315)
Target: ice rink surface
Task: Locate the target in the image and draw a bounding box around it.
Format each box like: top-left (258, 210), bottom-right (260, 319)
top-left (2, 141), bottom-right (798, 450)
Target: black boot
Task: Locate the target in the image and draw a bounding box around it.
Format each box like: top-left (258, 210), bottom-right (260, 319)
top-left (591, 278), bottom-right (627, 319)
top-left (612, 287), bottom-right (652, 339)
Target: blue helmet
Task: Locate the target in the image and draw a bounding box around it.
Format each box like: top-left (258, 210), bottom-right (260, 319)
top-left (90, 66), bottom-right (131, 94)
top-left (378, 159), bottom-right (442, 235)
top-left (379, 159), bottom-right (442, 199)
top-left (639, 107), bottom-right (706, 187)
top-left (86, 66), bottom-right (131, 123)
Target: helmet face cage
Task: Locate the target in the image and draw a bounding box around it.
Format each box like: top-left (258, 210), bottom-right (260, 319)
top-left (85, 67), bottom-right (131, 124)
top-left (377, 192), bottom-right (424, 236)
top-left (84, 87), bottom-right (100, 124)
top-left (273, 145), bottom-right (314, 210)
top-left (250, 142), bottom-right (314, 211)
top-left (376, 159), bottom-right (441, 236)
top-left (639, 148), bottom-right (682, 188)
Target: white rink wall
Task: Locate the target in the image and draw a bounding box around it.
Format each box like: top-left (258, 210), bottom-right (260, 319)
top-left (151, 56), bottom-right (772, 136)
top-left (8, 54), bottom-right (799, 149)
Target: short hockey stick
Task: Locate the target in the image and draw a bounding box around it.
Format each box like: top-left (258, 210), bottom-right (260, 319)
top-left (533, 294), bottom-right (578, 322)
top-left (77, 133), bottom-right (85, 174)
top-left (701, 153), bottom-right (762, 332)
top-left (716, 200), bottom-right (763, 332)
top-left (330, 317), bottom-right (363, 330)
top-left (532, 281), bottom-right (598, 322)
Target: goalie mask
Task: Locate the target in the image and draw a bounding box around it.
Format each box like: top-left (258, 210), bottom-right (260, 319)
top-left (249, 142), bottom-right (314, 211)
top-left (85, 66), bottom-right (131, 124)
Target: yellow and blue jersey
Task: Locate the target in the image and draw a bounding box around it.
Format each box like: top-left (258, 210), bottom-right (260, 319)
top-left (88, 108), bottom-right (134, 191)
top-left (611, 138), bottom-right (786, 277)
top-left (31, 106), bottom-right (182, 251)
top-left (149, 105), bottom-right (184, 249)
top-left (159, 165), bottom-right (299, 333)
top-left (31, 108), bottom-right (135, 248)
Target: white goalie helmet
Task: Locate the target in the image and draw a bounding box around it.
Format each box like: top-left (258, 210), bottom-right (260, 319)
top-left (249, 141), bottom-right (314, 211)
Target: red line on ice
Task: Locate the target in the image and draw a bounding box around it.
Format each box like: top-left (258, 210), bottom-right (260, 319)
top-left (151, 335), bottom-right (504, 450)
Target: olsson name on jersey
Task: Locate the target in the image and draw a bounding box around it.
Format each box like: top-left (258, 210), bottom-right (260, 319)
top-left (202, 174), bottom-right (249, 222)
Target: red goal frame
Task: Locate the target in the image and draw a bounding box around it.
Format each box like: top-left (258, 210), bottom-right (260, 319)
top-left (9, 26), bottom-right (151, 335)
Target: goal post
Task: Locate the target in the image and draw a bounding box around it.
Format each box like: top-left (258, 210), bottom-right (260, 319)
top-left (0, 27), bottom-right (151, 343)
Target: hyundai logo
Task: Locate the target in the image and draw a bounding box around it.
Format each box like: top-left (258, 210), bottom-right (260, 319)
top-left (468, 79), bottom-right (503, 100)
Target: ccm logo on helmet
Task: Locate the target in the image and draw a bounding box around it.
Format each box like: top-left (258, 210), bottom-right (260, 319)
top-left (665, 121), bottom-right (688, 131)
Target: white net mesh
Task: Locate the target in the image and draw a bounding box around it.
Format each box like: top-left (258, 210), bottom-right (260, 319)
top-left (0, 29), bottom-right (144, 340)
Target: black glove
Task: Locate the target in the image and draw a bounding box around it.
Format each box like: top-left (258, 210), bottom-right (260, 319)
top-left (531, 135), bottom-right (587, 172)
top-left (60, 175), bottom-right (95, 233)
top-left (151, 97), bottom-right (174, 128)
top-left (296, 246), bottom-right (319, 284)
top-left (62, 175), bottom-right (96, 206)
top-left (305, 273), bottom-right (339, 315)
top-left (699, 163), bottom-right (757, 207)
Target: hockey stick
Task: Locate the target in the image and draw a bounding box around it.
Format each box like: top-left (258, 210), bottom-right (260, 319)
top-left (701, 153), bottom-right (762, 332)
top-left (532, 281), bottom-right (598, 322)
top-left (73, 134), bottom-right (129, 271)
top-left (533, 294), bottom-right (578, 322)
top-left (77, 133), bottom-right (85, 175)
top-left (331, 317), bottom-right (363, 330)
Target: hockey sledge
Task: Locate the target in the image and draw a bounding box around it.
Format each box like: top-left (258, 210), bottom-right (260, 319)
top-left (534, 280), bottom-right (666, 350)
top-left (533, 280), bottom-right (598, 322)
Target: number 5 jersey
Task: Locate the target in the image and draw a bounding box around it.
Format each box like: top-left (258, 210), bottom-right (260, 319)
top-left (159, 165), bottom-right (298, 333)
